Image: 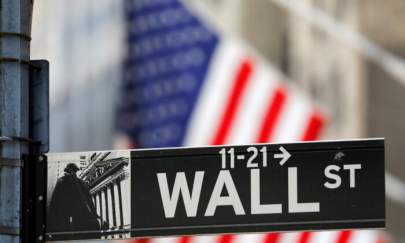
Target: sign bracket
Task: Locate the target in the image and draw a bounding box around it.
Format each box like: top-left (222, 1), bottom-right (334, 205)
top-left (28, 60), bottom-right (49, 154)
top-left (20, 60), bottom-right (49, 243)
top-left (22, 154), bottom-right (47, 243)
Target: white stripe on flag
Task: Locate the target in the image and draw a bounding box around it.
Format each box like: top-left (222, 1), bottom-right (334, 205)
top-left (350, 230), bottom-right (381, 243)
top-left (183, 38), bottom-right (248, 146)
top-left (278, 232), bottom-right (302, 243)
top-left (272, 91), bottom-right (312, 143)
top-left (226, 62), bottom-right (280, 145)
top-left (150, 237), bottom-right (180, 243)
top-left (191, 235), bottom-right (221, 243)
top-left (311, 231), bottom-right (341, 243)
top-left (233, 233), bottom-right (267, 243)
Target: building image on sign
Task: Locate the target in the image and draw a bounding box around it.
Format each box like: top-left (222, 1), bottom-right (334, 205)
top-left (46, 151), bottom-right (131, 241)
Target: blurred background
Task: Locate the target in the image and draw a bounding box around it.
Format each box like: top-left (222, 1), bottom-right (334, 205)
top-left (30, 0), bottom-right (405, 242)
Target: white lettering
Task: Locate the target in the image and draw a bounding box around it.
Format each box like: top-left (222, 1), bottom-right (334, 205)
top-left (288, 167), bottom-right (320, 213)
top-left (324, 165), bottom-right (341, 189)
top-left (157, 171), bottom-right (204, 218)
top-left (205, 170), bottom-right (245, 216)
top-left (251, 169), bottom-right (282, 214)
top-left (343, 164), bottom-right (362, 188)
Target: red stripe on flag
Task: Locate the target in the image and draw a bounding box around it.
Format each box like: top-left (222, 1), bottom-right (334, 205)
top-left (301, 111), bottom-right (325, 141)
top-left (132, 238), bottom-right (151, 243)
top-left (256, 86), bottom-right (287, 143)
top-left (263, 233), bottom-right (281, 243)
top-left (212, 58), bottom-right (254, 145)
top-left (298, 232), bottom-right (312, 243)
top-left (179, 236), bottom-right (192, 243)
top-left (376, 233), bottom-right (389, 243)
top-left (336, 231), bottom-right (353, 243)
top-left (218, 234), bottom-right (235, 243)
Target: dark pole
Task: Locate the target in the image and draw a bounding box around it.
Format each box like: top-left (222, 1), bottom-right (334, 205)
top-left (0, 0), bottom-right (33, 242)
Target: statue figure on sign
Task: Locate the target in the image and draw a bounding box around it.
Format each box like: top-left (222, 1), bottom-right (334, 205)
top-left (47, 163), bottom-right (101, 239)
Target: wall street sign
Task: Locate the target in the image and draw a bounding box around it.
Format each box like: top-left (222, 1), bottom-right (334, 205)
top-left (45, 139), bottom-right (385, 241)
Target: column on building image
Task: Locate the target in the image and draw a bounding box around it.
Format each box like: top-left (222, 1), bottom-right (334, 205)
top-left (92, 181), bottom-right (123, 239)
top-left (114, 182), bottom-right (123, 230)
top-left (101, 189), bottom-right (107, 228)
top-left (96, 192), bottom-right (103, 225)
top-left (120, 175), bottom-right (131, 228)
top-left (87, 159), bottom-right (130, 239)
top-left (107, 185), bottom-right (114, 230)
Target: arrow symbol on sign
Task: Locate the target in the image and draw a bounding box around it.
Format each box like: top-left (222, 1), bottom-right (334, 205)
top-left (274, 146), bottom-right (291, 166)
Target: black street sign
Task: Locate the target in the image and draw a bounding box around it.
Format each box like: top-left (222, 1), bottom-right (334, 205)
top-left (44, 139), bottom-right (385, 241)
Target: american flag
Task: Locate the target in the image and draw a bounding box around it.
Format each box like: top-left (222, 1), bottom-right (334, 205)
top-left (116, 0), bottom-right (388, 243)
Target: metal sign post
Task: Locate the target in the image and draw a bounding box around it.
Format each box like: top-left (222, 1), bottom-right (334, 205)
top-left (0, 1), bottom-right (34, 242)
top-left (43, 139), bottom-right (385, 242)
top-left (22, 60), bottom-right (49, 243)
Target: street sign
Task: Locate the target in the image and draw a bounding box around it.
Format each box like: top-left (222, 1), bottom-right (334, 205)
top-left (44, 139), bottom-right (385, 241)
